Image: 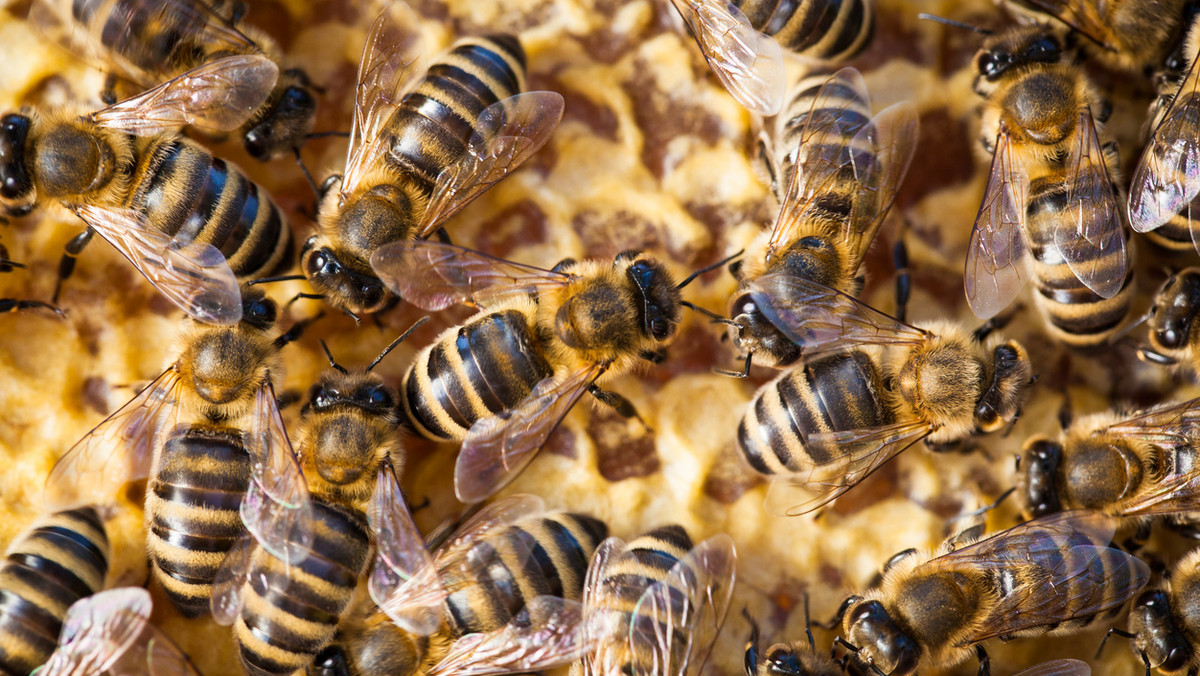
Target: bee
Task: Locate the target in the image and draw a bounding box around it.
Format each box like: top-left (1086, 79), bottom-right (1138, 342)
top-left (0, 507), bottom-right (108, 676)
top-left (42, 285), bottom-right (313, 618)
top-left (35, 586), bottom-right (200, 676)
top-left (665, 0), bottom-right (875, 115)
top-left (29, 0), bottom-right (319, 161)
top-left (1019, 396), bottom-right (1200, 524)
top-left (743, 600), bottom-right (842, 676)
top-left (301, 3), bottom-right (563, 319)
top-left (578, 525), bottom-right (737, 676)
top-left (310, 494), bottom-right (609, 676)
top-left (725, 67), bottom-right (918, 374)
top-left (837, 510), bottom-right (1150, 676)
top-left (735, 283), bottom-right (1031, 516)
top-left (1099, 546), bottom-right (1200, 675)
top-left (965, 25), bottom-right (1134, 348)
top-left (1143, 267), bottom-right (1200, 369)
top-left (0, 56), bottom-right (294, 324)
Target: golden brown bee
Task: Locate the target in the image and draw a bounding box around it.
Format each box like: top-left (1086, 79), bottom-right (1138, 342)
top-left (29, 0), bottom-right (319, 161)
top-left (965, 25), bottom-right (1134, 348)
top-left (838, 511), bottom-right (1149, 676)
top-left (0, 507), bottom-right (108, 676)
top-left (736, 286), bottom-right (1031, 516)
top-left (666, 0), bottom-right (875, 114)
top-left (578, 525), bottom-right (737, 676)
top-left (1144, 267), bottom-right (1200, 370)
top-left (300, 4), bottom-right (563, 319)
top-left (0, 56), bottom-right (293, 324)
top-left (726, 67), bottom-right (918, 373)
top-left (1100, 546), bottom-right (1200, 675)
top-left (43, 285), bottom-right (313, 618)
top-left (743, 602), bottom-right (842, 676)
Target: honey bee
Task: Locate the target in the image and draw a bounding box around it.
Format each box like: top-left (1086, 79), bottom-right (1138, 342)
top-left (838, 510), bottom-right (1150, 676)
top-left (578, 525), bottom-right (737, 676)
top-left (311, 495), bottom-right (609, 676)
top-left (736, 285), bottom-right (1031, 516)
top-left (726, 67), bottom-right (918, 373)
top-left (1144, 267), bottom-right (1200, 369)
top-left (1019, 396), bottom-right (1200, 523)
top-left (666, 0), bottom-right (875, 115)
top-left (1099, 546), bottom-right (1200, 675)
top-left (0, 56), bottom-right (293, 324)
top-left (0, 507), bottom-right (108, 676)
top-left (42, 285), bottom-right (313, 618)
top-left (966, 25), bottom-right (1134, 347)
top-left (743, 601), bottom-right (842, 676)
top-left (34, 587), bottom-right (200, 676)
top-left (29, 0), bottom-right (319, 161)
top-left (301, 3), bottom-right (563, 319)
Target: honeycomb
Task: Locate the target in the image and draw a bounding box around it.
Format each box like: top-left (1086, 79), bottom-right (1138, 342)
top-left (0, 0), bottom-right (1189, 674)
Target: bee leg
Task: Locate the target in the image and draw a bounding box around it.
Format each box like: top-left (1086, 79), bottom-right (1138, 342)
top-left (228, 0), bottom-right (248, 25)
top-left (0, 298), bottom-right (64, 317)
top-left (1096, 627), bottom-right (1136, 659)
top-left (833, 638), bottom-right (885, 676)
top-left (53, 228), bottom-right (95, 303)
top-left (639, 348), bottom-right (667, 364)
top-left (814, 595), bottom-right (857, 630)
top-left (274, 311), bottom-right (323, 348)
top-left (100, 74), bottom-right (119, 106)
top-left (742, 608), bottom-right (760, 676)
top-left (434, 227), bottom-right (454, 245)
top-left (973, 644), bottom-right (989, 676)
top-left (715, 353), bottom-right (753, 379)
top-left (274, 388), bottom-right (304, 409)
top-left (893, 239), bottom-right (910, 323)
top-left (728, 258), bottom-right (743, 281)
top-left (588, 386), bottom-right (650, 431)
top-left (971, 311), bottom-right (1016, 343)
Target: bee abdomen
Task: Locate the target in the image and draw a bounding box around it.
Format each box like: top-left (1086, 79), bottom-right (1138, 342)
top-left (75, 0), bottom-right (206, 73)
top-left (733, 0), bottom-right (873, 62)
top-left (0, 507), bottom-right (108, 676)
top-left (147, 426), bottom-right (251, 617)
top-left (236, 501), bottom-right (371, 676)
top-left (402, 309), bottom-right (552, 441)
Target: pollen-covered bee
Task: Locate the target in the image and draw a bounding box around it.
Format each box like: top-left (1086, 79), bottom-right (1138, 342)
top-left (310, 495), bottom-right (609, 676)
top-left (42, 285), bottom-right (313, 618)
top-left (1100, 546), bottom-right (1200, 675)
top-left (0, 507), bottom-right (108, 676)
top-left (578, 525), bottom-right (737, 676)
top-left (736, 286), bottom-right (1031, 516)
top-left (666, 0), bottom-right (875, 115)
top-left (838, 510), bottom-right (1149, 676)
top-left (1143, 267), bottom-right (1200, 370)
top-left (965, 25), bottom-right (1134, 347)
top-left (28, 0), bottom-right (319, 161)
top-left (726, 67), bottom-right (918, 373)
top-left (301, 3), bottom-right (563, 319)
top-left (0, 56), bottom-right (293, 324)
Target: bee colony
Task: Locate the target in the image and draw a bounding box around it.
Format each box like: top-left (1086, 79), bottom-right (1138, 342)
top-left (0, 0), bottom-right (1196, 673)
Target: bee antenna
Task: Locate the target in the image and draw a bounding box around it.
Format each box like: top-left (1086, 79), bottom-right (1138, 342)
top-left (305, 130), bottom-right (351, 140)
top-left (319, 340), bottom-right (349, 374)
top-left (248, 274), bottom-right (307, 285)
top-left (294, 147), bottom-right (321, 199)
top-left (0, 258), bottom-right (25, 270)
top-left (802, 592), bottom-right (816, 650)
top-left (1110, 307), bottom-right (1153, 341)
top-left (284, 292), bottom-right (325, 312)
top-left (366, 316), bottom-right (430, 372)
top-left (676, 250), bottom-right (745, 290)
top-left (918, 13), bottom-right (993, 34)
top-left (680, 300), bottom-right (736, 325)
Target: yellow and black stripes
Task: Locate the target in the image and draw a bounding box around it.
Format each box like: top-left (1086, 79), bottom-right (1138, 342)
top-left (732, 0), bottom-right (873, 63)
top-left (0, 507), bottom-right (108, 676)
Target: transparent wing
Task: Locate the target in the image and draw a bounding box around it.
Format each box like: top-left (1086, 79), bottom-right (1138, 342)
top-left (43, 368), bottom-right (182, 511)
top-left (40, 587), bottom-right (153, 676)
top-left (90, 55), bottom-right (278, 135)
top-left (340, 1), bottom-right (426, 200)
top-left (434, 494), bottom-right (547, 564)
top-left (965, 127), bottom-right (1032, 319)
top-left (1056, 106), bottom-right (1127, 299)
top-left (840, 100), bottom-right (920, 263)
top-left (1014, 0), bottom-right (1116, 49)
top-left (580, 537), bottom-right (626, 676)
top-left (428, 597), bottom-right (596, 676)
top-left (454, 364), bottom-right (603, 504)
top-left (240, 383), bottom-right (313, 565)
top-left (763, 419), bottom-right (933, 517)
top-left (1013, 660), bottom-right (1091, 676)
top-left (71, 204), bottom-right (242, 325)
top-left (746, 274), bottom-right (929, 357)
top-left (371, 240), bottom-right (573, 311)
top-left (1129, 51), bottom-right (1200, 235)
top-left (1104, 396), bottom-right (1200, 446)
top-left (668, 0), bottom-right (785, 116)
top-left (109, 625), bottom-right (202, 676)
top-left (416, 91), bottom-right (565, 238)
top-left (367, 464), bottom-right (443, 636)
top-left (210, 535), bottom-right (255, 627)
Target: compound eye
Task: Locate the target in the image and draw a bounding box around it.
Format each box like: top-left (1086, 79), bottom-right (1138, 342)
top-left (312, 386), bottom-right (332, 408)
top-left (978, 53), bottom-right (997, 77)
top-left (367, 385), bottom-right (394, 408)
top-left (650, 316), bottom-right (673, 340)
top-left (1028, 36), bottom-right (1060, 60)
top-left (360, 283), bottom-right (384, 309)
top-left (247, 298), bottom-right (277, 324)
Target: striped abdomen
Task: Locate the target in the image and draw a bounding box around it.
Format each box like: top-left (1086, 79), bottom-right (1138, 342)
top-left (732, 0), bottom-right (873, 62)
top-left (1142, 202), bottom-right (1200, 253)
top-left (402, 308), bottom-right (553, 441)
top-left (441, 512), bottom-right (608, 636)
top-left (147, 425), bottom-right (251, 617)
top-left (0, 507), bottom-right (108, 676)
top-left (132, 137), bottom-right (293, 280)
top-left (65, 0), bottom-right (226, 75)
top-left (739, 351), bottom-right (891, 476)
top-left (235, 500), bottom-right (371, 676)
top-left (386, 35), bottom-right (526, 195)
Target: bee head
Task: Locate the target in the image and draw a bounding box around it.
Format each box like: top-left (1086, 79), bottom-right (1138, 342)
top-left (1019, 437), bottom-right (1063, 517)
top-left (0, 113), bottom-right (32, 209)
top-left (182, 288), bottom-right (279, 407)
top-left (244, 70), bottom-right (318, 161)
top-left (1130, 589), bottom-right (1191, 671)
top-left (619, 251), bottom-right (682, 343)
top-left (976, 26), bottom-right (1064, 81)
top-left (300, 235), bottom-right (392, 318)
top-left (1149, 269), bottom-right (1200, 356)
top-left (973, 340), bottom-right (1031, 432)
top-left (725, 292), bottom-right (801, 369)
top-left (309, 645), bottom-right (352, 676)
top-left (844, 599), bottom-right (920, 676)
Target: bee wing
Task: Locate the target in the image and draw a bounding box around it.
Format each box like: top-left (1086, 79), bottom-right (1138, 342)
top-left (965, 127), bottom-right (1032, 319)
top-left (454, 363), bottom-right (603, 504)
top-left (747, 274), bottom-right (929, 357)
top-left (1129, 50), bottom-right (1200, 235)
top-left (367, 464), bottom-right (445, 636)
top-left (43, 368), bottom-right (182, 511)
top-left (89, 55), bottom-right (278, 135)
top-left (416, 91), bottom-right (565, 238)
top-left (1104, 396), bottom-right (1200, 447)
top-left (210, 534), bottom-right (256, 627)
top-left (1055, 106), bottom-right (1127, 299)
top-left (1013, 0), bottom-right (1117, 50)
top-left (580, 537), bottom-right (629, 676)
top-left (1013, 659), bottom-right (1091, 676)
top-left (763, 419), bottom-right (933, 517)
top-left (70, 204), bottom-right (242, 325)
top-left (371, 239), bottom-right (573, 311)
top-left (668, 0), bottom-right (785, 115)
top-left (240, 383), bottom-right (313, 565)
top-left (841, 100), bottom-right (920, 263)
top-left (434, 494), bottom-right (547, 563)
top-left (38, 587), bottom-right (153, 676)
top-left (340, 2), bottom-right (426, 200)
top-left (111, 627), bottom-right (202, 676)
